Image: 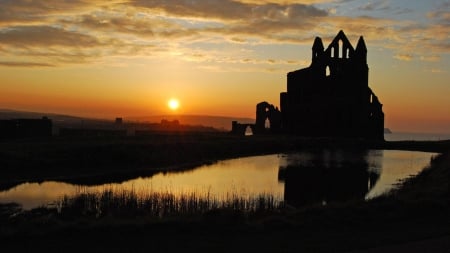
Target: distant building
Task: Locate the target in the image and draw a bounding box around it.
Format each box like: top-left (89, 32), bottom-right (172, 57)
top-left (231, 121), bottom-right (254, 135)
top-left (235, 31), bottom-right (384, 140)
top-left (161, 119), bottom-right (180, 127)
top-left (0, 116), bottom-right (52, 139)
top-left (280, 30), bottom-right (384, 140)
top-left (59, 128), bottom-right (126, 137)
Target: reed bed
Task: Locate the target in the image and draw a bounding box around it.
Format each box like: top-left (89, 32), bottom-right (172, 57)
top-left (54, 188), bottom-right (284, 218)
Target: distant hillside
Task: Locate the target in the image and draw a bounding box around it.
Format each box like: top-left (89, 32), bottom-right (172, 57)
top-left (0, 109), bottom-right (112, 129)
top-left (0, 108), bottom-right (70, 120)
top-left (126, 115), bottom-right (255, 131)
top-left (0, 109), bottom-right (254, 131)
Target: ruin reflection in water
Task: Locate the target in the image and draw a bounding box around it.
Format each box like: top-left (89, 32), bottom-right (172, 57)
top-left (278, 150), bottom-right (381, 208)
top-left (0, 150), bottom-right (436, 210)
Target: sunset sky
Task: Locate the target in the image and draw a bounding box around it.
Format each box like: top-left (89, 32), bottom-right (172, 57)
top-left (0, 0), bottom-right (449, 133)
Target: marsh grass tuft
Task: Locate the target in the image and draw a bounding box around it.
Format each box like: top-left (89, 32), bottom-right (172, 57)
top-left (55, 188), bottom-right (284, 219)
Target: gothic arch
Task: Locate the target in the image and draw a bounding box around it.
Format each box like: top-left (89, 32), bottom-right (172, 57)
top-left (255, 102), bottom-right (281, 134)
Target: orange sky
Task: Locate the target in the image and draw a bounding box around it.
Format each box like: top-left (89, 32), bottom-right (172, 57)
top-left (0, 0), bottom-right (449, 133)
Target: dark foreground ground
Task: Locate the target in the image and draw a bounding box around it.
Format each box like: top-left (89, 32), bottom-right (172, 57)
top-left (0, 133), bottom-right (449, 252)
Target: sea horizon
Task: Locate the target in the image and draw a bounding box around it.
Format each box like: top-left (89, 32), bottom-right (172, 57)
top-left (385, 131), bottom-right (450, 141)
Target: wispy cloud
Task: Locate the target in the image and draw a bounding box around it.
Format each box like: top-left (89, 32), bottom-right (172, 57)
top-left (0, 0), bottom-right (98, 25)
top-left (357, 0), bottom-right (390, 11)
top-left (394, 54), bottom-right (413, 61)
top-left (427, 1), bottom-right (450, 24)
top-left (0, 61), bottom-right (55, 67)
top-left (236, 0), bottom-right (337, 4)
top-left (0, 0), bottom-right (448, 68)
top-left (420, 55), bottom-right (441, 62)
top-left (430, 68), bottom-right (446, 73)
top-left (0, 26), bottom-right (100, 47)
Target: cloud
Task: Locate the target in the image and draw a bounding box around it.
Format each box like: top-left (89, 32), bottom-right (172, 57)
top-left (0, 0), bottom-right (448, 68)
top-left (0, 0), bottom-right (96, 25)
top-left (235, 0), bottom-right (335, 4)
top-left (357, 1), bottom-right (390, 12)
top-left (0, 24), bottom-right (155, 66)
top-left (62, 1), bottom-right (330, 47)
top-left (127, 0), bottom-right (328, 24)
top-left (394, 54), bottom-right (413, 61)
top-left (0, 26), bottom-right (100, 47)
top-left (420, 55), bottom-right (441, 62)
top-left (129, 0), bottom-right (251, 20)
top-left (384, 7), bottom-right (450, 59)
top-left (430, 68), bottom-right (446, 73)
top-left (0, 61), bottom-right (55, 67)
top-left (427, 1), bottom-right (450, 24)
top-left (66, 13), bottom-right (199, 39)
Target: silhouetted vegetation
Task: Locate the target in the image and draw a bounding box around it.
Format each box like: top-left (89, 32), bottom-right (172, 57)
top-left (54, 189), bottom-right (282, 219)
top-left (0, 150), bottom-right (448, 252)
top-left (0, 130), bottom-right (449, 252)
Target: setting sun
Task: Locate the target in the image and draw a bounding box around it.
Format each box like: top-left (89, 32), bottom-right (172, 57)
top-left (0, 1), bottom-right (449, 133)
top-left (168, 99), bottom-right (180, 111)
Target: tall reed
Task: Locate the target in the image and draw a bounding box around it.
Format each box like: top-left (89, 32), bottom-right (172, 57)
top-left (54, 188), bottom-right (284, 218)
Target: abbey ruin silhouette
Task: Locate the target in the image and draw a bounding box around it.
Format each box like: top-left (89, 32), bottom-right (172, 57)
top-left (233, 30), bottom-right (384, 140)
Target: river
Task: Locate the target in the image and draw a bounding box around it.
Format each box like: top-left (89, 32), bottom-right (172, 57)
top-left (0, 149), bottom-right (437, 209)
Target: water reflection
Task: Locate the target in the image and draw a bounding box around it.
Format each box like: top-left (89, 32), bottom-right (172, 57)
top-left (0, 150), bottom-right (436, 210)
top-left (0, 154), bottom-right (285, 210)
top-left (278, 150), bottom-right (381, 207)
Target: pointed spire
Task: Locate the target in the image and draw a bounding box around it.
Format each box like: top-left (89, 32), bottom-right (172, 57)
top-left (355, 36), bottom-right (367, 52)
top-left (334, 30), bottom-right (348, 43)
top-left (312, 37), bottom-right (324, 62)
top-left (312, 37), bottom-right (324, 50)
top-left (354, 36), bottom-right (367, 63)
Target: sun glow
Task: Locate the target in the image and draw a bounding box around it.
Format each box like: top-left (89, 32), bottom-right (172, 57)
top-left (168, 98), bottom-right (180, 111)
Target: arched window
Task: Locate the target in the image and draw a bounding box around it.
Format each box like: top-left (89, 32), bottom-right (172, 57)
top-left (245, 126), bottom-right (253, 136)
top-left (339, 40), bottom-right (343, 58)
top-left (330, 47), bottom-right (334, 58)
top-left (264, 118), bottom-right (270, 129)
top-left (326, 66), bottom-right (331, 76)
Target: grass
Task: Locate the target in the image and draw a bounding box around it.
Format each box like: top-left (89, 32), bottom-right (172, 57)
top-left (54, 188), bottom-right (283, 219)
top-left (0, 134), bottom-right (449, 252)
top-left (0, 150), bottom-right (448, 252)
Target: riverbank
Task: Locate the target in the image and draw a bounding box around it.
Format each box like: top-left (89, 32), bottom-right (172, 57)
top-left (0, 134), bottom-right (449, 252)
top-left (1, 133), bottom-right (449, 188)
top-left (0, 152), bottom-right (448, 252)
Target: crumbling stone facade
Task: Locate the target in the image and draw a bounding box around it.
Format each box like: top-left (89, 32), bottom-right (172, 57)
top-left (280, 30), bottom-right (384, 140)
top-left (232, 31), bottom-right (384, 140)
top-left (254, 101), bottom-right (281, 134)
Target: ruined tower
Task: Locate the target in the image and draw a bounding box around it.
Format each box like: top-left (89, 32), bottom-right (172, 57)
top-left (280, 30), bottom-right (384, 140)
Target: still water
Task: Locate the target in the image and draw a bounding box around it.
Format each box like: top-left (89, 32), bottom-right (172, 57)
top-left (385, 132), bottom-right (450, 141)
top-left (0, 150), bottom-right (436, 210)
